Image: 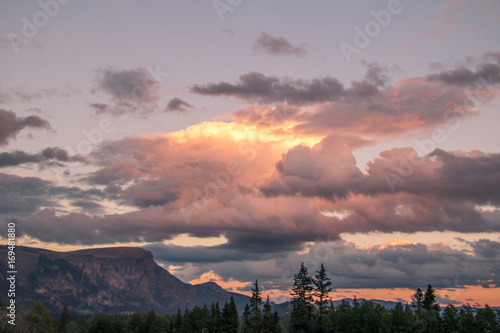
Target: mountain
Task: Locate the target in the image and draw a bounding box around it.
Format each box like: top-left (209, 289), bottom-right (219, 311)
top-left (0, 246), bottom-right (249, 315)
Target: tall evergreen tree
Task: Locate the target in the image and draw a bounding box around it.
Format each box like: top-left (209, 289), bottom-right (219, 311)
top-left (442, 304), bottom-right (459, 333)
top-left (410, 287), bottom-right (425, 316)
top-left (313, 263), bottom-right (332, 315)
top-left (422, 284), bottom-right (441, 332)
top-left (475, 304), bottom-right (500, 332)
top-left (289, 262), bottom-right (314, 333)
top-left (423, 284), bottom-right (441, 316)
top-left (241, 304), bottom-right (252, 333)
top-left (390, 302), bottom-right (413, 333)
top-left (221, 296), bottom-right (239, 333)
top-left (249, 280), bottom-right (263, 332)
top-left (262, 295), bottom-right (281, 333)
top-left (210, 301), bottom-right (221, 332)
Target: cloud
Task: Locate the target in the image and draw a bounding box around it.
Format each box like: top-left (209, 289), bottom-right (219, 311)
top-left (191, 72), bottom-right (348, 105)
top-left (150, 238), bottom-right (500, 291)
top-left (252, 32), bottom-right (307, 57)
top-left (0, 147), bottom-right (83, 168)
top-left (165, 97), bottom-right (194, 113)
top-left (0, 109), bottom-right (51, 145)
top-left (260, 135), bottom-right (363, 199)
top-left (427, 52), bottom-right (500, 88)
top-left (92, 67), bottom-right (162, 116)
top-left (0, 173), bottom-right (105, 215)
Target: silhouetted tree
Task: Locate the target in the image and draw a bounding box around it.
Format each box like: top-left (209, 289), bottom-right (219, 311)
top-left (289, 263), bottom-right (314, 333)
top-left (248, 280), bottom-right (263, 332)
top-left (210, 301), bottom-right (221, 332)
top-left (313, 263), bottom-right (332, 315)
top-left (262, 295), bottom-right (281, 333)
top-left (411, 287), bottom-right (425, 317)
top-left (221, 296), bottom-right (239, 333)
top-left (422, 284), bottom-right (441, 332)
top-left (390, 302), bottom-right (414, 333)
top-left (241, 304), bottom-right (251, 333)
top-left (475, 304), bottom-right (499, 332)
top-left (442, 304), bottom-right (459, 333)
top-left (459, 303), bottom-right (475, 332)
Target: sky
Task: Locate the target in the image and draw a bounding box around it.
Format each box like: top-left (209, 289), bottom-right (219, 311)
top-left (1, 0), bottom-right (500, 306)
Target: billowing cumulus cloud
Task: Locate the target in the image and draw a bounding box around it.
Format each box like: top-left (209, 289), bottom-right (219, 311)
top-left (252, 32), bottom-right (307, 57)
top-left (2, 53), bottom-right (500, 300)
top-left (0, 109), bottom-right (51, 145)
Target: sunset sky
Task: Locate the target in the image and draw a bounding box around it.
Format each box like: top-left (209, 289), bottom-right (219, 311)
top-left (1, 0), bottom-right (500, 306)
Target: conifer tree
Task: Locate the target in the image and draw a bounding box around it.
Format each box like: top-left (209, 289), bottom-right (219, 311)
top-left (289, 262), bottom-right (314, 333)
top-left (57, 306), bottom-right (71, 333)
top-left (249, 280), bottom-right (263, 332)
top-left (262, 295), bottom-right (281, 333)
top-left (313, 263), bottom-right (332, 315)
top-left (442, 304), bottom-right (459, 332)
top-left (410, 287), bottom-right (424, 317)
top-left (221, 296), bottom-right (239, 333)
top-left (241, 304), bottom-right (251, 333)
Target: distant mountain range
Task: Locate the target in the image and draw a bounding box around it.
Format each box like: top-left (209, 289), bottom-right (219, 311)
top-left (0, 246), bottom-right (249, 315)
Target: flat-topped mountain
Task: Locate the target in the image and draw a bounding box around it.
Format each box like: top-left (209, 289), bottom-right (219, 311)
top-left (0, 246), bottom-right (249, 314)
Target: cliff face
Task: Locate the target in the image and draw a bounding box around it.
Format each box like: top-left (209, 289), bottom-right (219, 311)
top-left (0, 246), bottom-right (249, 314)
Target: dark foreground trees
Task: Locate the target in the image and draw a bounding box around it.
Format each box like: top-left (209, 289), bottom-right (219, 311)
top-left (2, 262), bottom-right (500, 332)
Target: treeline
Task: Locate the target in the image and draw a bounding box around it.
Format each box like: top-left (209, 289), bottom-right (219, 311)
top-left (1, 263), bottom-right (500, 332)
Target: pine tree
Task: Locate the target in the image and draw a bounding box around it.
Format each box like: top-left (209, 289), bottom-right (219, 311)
top-left (313, 263), bottom-right (332, 333)
top-left (390, 302), bottom-right (413, 333)
top-left (423, 284), bottom-right (441, 316)
top-left (221, 296), bottom-right (239, 333)
top-left (313, 263), bottom-right (332, 315)
top-left (241, 304), bottom-right (252, 333)
top-left (210, 301), bottom-right (221, 332)
top-left (262, 295), bottom-right (281, 333)
top-left (442, 304), bottom-right (459, 332)
top-left (57, 306), bottom-right (71, 333)
top-left (422, 284), bottom-right (441, 331)
top-left (410, 287), bottom-right (424, 317)
top-left (289, 262), bottom-right (314, 333)
top-left (249, 280), bottom-right (263, 332)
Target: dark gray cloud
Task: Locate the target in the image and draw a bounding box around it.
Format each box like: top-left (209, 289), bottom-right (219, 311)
top-left (427, 52), bottom-right (500, 87)
top-left (0, 147), bottom-right (82, 168)
top-left (151, 239), bottom-right (500, 292)
top-left (145, 243), bottom-right (274, 264)
top-left (191, 72), bottom-right (351, 105)
top-left (0, 173), bottom-right (105, 215)
top-left (252, 32), bottom-right (307, 57)
top-left (93, 67), bottom-right (161, 116)
top-left (469, 238), bottom-right (500, 258)
top-left (165, 97), bottom-right (193, 113)
top-left (0, 109), bottom-right (51, 145)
